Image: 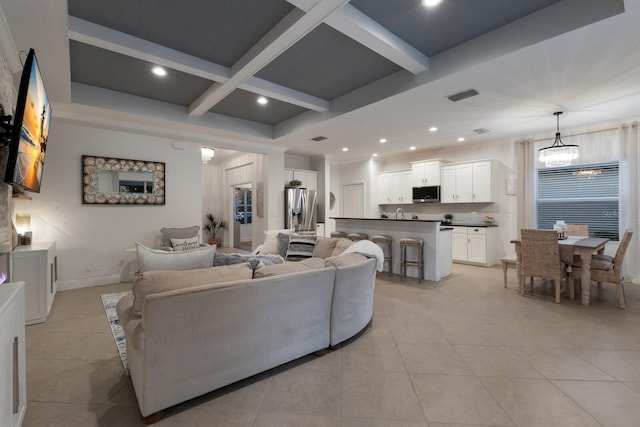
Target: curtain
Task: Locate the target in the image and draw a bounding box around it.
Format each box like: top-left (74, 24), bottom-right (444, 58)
top-left (516, 138), bottom-right (535, 232)
top-left (618, 122), bottom-right (640, 284)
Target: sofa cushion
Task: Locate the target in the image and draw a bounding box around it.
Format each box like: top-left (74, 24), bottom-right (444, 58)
top-left (314, 237), bottom-right (338, 259)
top-left (260, 228), bottom-right (295, 255)
top-left (212, 252), bottom-right (284, 272)
top-left (170, 236), bottom-right (200, 251)
top-left (285, 234), bottom-right (318, 261)
top-left (136, 242), bottom-right (216, 273)
top-left (254, 257), bottom-right (325, 278)
top-left (330, 238), bottom-right (353, 257)
top-left (160, 225), bottom-right (200, 248)
top-left (325, 252), bottom-right (368, 268)
top-left (132, 262), bottom-right (253, 316)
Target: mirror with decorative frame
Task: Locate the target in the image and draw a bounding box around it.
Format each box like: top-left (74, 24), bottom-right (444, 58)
top-left (82, 155), bottom-right (165, 205)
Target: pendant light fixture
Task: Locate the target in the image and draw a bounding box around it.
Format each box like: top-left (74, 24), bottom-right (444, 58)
top-left (538, 111), bottom-right (579, 167)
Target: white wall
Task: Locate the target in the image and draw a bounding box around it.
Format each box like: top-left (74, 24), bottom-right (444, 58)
top-left (18, 121), bottom-right (203, 289)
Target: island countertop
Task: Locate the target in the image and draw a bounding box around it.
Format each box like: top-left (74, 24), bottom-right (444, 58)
top-left (331, 217), bottom-right (497, 227)
top-left (332, 217), bottom-right (452, 281)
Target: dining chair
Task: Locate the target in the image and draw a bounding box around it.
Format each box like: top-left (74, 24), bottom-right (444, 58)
top-left (570, 229), bottom-right (633, 308)
top-left (566, 224), bottom-right (589, 237)
top-left (520, 229), bottom-right (571, 303)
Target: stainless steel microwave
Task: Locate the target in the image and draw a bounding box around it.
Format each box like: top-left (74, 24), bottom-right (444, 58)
top-left (412, 185), bottom-right (440, 203)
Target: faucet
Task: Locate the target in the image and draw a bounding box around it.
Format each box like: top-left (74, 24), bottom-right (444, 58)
top-left (395, 207), bottom-right (405, 220)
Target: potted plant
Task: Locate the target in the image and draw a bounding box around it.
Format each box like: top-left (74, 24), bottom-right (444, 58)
top-left (204, 213), bottom-right (227, 246)
top-left (444, 213), bottom-right (453, 224)
top-left (288, 179), bottom-right (302, 188)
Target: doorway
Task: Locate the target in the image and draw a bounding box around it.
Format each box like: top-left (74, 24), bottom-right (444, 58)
top-left (232, 183), bottom-right (253, 252)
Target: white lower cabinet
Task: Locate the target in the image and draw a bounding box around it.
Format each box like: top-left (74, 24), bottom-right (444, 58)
top-left (11, 241), bottom-right (57, 325)
top-left (0, 282), bottom-right (26, 427)
top-left (451, 226), bottom-right (497, 267)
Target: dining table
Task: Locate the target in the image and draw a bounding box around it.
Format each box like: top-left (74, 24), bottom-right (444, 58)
top-left (510, 235), bottom-right (609, 306)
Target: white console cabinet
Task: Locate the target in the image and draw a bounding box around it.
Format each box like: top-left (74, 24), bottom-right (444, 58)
top-left (0, 281), bottom-right (26, 427)
top-left (451, 226), bottom-right (498, 267)
top-left (11, 241), bottom-right (57, 325)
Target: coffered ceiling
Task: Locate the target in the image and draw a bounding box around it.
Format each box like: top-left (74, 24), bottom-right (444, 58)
top-left (3, 0), bottom-right (639, 162)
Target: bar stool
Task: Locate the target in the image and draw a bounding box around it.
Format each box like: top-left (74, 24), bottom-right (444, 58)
top-left (330, 231), bottom-right (348, 238)
top-left (400, 237), bottom-right (424, 283)
top-left (348, 232), bottom-right (369, 241)
top-left (371, 235), bottom-right (392, 276)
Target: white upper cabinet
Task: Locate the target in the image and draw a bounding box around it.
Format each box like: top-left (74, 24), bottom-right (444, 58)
top-left (440, 160), bottom-right (493, 203)
top-left (411, 160), bottom-right (442, 187)
top-left (284, 168), bottom-right (317, 192)
top-left (378, 170), bottom-right (412, 204)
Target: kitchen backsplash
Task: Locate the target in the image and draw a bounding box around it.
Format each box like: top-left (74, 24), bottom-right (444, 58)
top-left (379, 203), bottom-right (498, 223)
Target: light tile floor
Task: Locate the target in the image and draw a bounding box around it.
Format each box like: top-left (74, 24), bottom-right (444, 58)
top-left (23, 263), bottom-right (640, 426)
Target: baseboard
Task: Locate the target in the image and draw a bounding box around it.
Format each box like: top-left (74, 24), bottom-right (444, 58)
top-left (57, 274), bottom-right (123, 291)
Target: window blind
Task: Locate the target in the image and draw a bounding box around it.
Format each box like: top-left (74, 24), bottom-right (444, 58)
top-left (536, 163), bottom-right (619, 240)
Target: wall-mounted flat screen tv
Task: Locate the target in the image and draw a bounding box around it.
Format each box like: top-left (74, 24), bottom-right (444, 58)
top-left (4, 48), bottom-right (51, 193)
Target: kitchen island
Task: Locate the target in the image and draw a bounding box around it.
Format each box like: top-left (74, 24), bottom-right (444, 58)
top-left (332, 218), bottom-right (452, 281)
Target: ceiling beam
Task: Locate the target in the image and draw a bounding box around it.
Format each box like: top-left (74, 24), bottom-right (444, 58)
top-left (188, 0), bottom-right (349, 116)
top-left (67, 16), bottom-right (329, 112)
top-left (287, 0), bottom-right (429, 74)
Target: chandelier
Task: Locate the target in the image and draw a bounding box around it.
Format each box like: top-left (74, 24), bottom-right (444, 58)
top-left (538, 112), bottom-right (578, 167)
top-left (201, 146), bottom-right (215, 164)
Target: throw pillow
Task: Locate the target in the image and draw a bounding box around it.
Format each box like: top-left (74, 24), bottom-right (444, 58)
top-left (330, 238), bottom-right (353, 257)
top-left (260, 228), bottom-right (295, 255)
top-left (170, 236), bottom-right (200, 251)
top-left (254, 257), bottom-right (325, 278)
top-left (160, 225), bottom-right (200, 248)
top-left (276, 232), bottom-right (292, 258)
top-left (285, 233), bottom-right (318, 262)
top-left (132, 262), bottom-right (253, 316)
top-left (324, 252), bottom-right (368, 268)
top-left (212, 252), bottom-right (284, 272)
top-left (136, 242), bottom-right (216, 273)
top-left (314, 237), bottom-right (338, 259)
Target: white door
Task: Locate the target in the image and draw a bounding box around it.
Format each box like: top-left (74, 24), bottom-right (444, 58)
top-left (343, 184), bottom-right (364, 218)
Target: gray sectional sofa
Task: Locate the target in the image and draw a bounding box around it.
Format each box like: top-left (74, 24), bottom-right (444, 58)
top-left (116, 248), bottom-right (378, 421)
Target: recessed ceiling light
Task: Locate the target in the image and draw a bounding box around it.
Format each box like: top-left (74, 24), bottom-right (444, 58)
top-left (151, 66), bottom-right (167, 77)
top-left (429, 126), bottom-right (438, 132)
top-left (422, 0), bottom-right (443, 7)
top-left (379, 138), bottom-right (387, 143)
top-left (257, 96), bottom-right (268, 105)
top-left (409, 146), bottom-right (416, 151)
top-left (342, 147), bottom-right (349, 152)
top-left (372, 153), bottom-right (378, 157)
top-left (457, 137), bottom-right (465, 142)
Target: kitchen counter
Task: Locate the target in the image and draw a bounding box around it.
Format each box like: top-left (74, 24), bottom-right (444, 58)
top-left (332, 217), bottom-right (452, 281)
top-left (333, 217), bottom-right (498, 227)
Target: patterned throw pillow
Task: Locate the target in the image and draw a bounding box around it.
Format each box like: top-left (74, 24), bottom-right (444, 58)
top-left (212, 252), bottom-right (284, 272)
top-left (276, 232), bottom-right (292, 258)
top-left (285, 234), bottom-right (318, 262)
top-left (170, 236), bottom-right (200, 251)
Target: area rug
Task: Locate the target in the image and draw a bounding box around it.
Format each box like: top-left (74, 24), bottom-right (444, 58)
top-left (101, 292), bottom-right (131, 376)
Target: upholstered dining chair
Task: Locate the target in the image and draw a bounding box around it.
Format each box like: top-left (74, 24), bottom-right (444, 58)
top-left (570, 229), bottom-right (633, 308)
top-left (566, 224), bottom-right (589, 237)
top-left (520, 229), bottom-right (571, 303)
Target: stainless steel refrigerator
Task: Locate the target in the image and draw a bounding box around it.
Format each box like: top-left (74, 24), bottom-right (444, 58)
top-left (285, 187), bottom-right (317, 232)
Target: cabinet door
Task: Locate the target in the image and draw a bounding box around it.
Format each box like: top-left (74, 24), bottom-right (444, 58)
top-left (284, 169), bottom-right (294, 186)
top-left (424, 161), bottom-right (441, 186)
top-left (292, 170), bottom-right (308, 188)
top-left (472, 161), bottom-right (492, 202)
top-left (467, 233), bottom-right (487, 263)
top-left (377, 173), bottom-right (391, 204)
top-left (411, 163), bottom-right (426, 187)
top-left (451, 231), bottom-right (468, 261)
top-left (12, 251), bottom-right (47, 324)
top-left (455, 163), bottom-right (474, 202)
top-left (440, 165), bottom-right (457, 203)
top-left (389, 172), bottom-right (403, 203)
top-left (305, 171), bottom-right (317, 193)
top-left (400, 170), bottom-right (413, 204)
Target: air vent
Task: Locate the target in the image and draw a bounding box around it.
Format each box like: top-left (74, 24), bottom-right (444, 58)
top-left (473, 128), bottom-right (490, 134)
top-left (447, 89), bottom-right (479, 102)
top-left (310, 136), bottom-right (327, 142)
